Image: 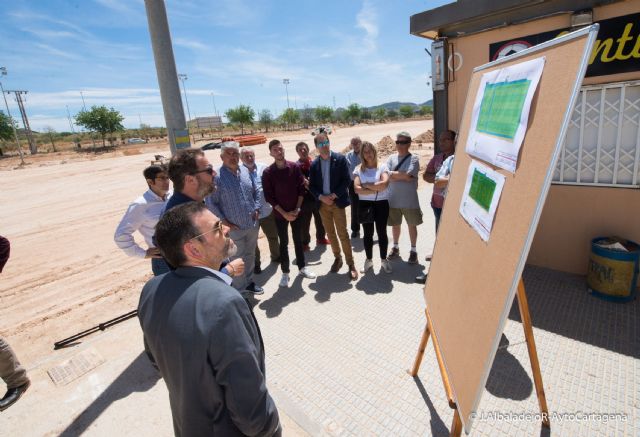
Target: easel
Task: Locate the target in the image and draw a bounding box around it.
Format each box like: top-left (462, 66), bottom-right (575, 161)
top-left (409, 279), bottom-right (550, 436)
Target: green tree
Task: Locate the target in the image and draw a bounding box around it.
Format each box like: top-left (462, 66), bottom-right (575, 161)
top-left (360, 107), bottom-right (371, 121)
top-left (399, 105), bottom-right (415, 119)
top-left (225, 105), bottom-right (255, 134)
top-left (315, 105), bottom-right (333, 123)
top-left (281, 108), bottom-right (299, 130)
top-left (139, 123), bottom-right (152, 140)
top-left (0, 111), bottom-right (13, 141)
top-left (419, 105), bottom-right (433, 116)
top-left (386, 109), bottom-right (398, 119)
top-left (373, 107), bottom-right (386, 121)
top-left (43, 126), bottom-right (57, 152)
top-left (75, 105), bottom-right (125, 147)
top-left (258, 109), bottom-right (273, 133)
top-left (343, 103), bottom-right (362, 124)
top-left (301, 105), bottom-right (314, 128)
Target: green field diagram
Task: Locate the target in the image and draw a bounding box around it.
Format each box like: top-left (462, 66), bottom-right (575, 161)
top-left (476, 78), bottom-right (531, 140)
top-left (469, 169), bottom-right (497, 211)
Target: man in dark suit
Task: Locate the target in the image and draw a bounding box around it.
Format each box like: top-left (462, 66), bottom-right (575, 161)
top-left (138, 202), bottom-right (281, 436)
top-left (309, 132), bottom-right (358, 280)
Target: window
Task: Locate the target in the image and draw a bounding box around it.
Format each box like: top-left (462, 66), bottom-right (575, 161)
top-left (554, 81), bottom-right (640, 188)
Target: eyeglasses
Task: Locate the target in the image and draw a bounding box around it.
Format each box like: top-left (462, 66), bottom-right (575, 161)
top-left (191, 165), bottom-right (214, 176)
top-left (316, 140), bottom-right (330, 148)
top-left (189, 220), bottom-right (223, 241)
top-left (395, 140), bottom-right (411, 145)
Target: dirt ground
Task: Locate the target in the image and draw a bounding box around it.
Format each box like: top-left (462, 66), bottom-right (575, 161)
top-left (0, 119), bottom-right (434, 372)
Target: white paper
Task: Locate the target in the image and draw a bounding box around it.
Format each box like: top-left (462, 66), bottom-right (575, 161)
top-left (459, 160), bottom-right (506, 242)
top-left (466, 57), bottom-right (545, 173)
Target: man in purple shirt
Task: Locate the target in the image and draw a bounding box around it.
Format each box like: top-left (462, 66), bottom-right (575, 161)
top-left (262, 139), bottom-right (317, 288)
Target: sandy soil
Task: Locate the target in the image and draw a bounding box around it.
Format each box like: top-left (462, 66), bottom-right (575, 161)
top-left (0, 119), bottom-right (433, 368)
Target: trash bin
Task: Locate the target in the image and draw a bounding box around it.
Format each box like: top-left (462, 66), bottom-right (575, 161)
top-left (587, 237), bottom-right (639, 302)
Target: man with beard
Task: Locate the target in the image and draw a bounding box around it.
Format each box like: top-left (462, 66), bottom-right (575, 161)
top-left (138, 202), bottom-right (281, 436)
top-left (163, 148), bottom-right (244, 279)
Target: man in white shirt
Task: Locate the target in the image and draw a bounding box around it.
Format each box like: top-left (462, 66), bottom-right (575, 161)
top-left (114, 164), bottom-right (171, 275)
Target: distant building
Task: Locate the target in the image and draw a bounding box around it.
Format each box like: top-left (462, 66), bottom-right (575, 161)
top-left (189, 116), bottom-right (222, 129)
top-left (411, 0), bottom-right (640, 274)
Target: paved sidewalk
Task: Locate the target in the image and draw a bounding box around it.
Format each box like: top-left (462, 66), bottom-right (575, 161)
top-left (1, 193), bottom-right (637, 436)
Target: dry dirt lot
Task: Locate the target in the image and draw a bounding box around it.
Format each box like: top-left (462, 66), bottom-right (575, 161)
top-left (0, 119), bottom-right (434, 370)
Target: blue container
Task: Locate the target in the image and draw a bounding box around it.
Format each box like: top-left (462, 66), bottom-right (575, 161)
top-left (587, 237), bottom-right (639, 302)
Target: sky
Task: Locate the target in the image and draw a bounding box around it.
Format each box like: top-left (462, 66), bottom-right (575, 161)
top-left (0, 0), bottom-right (453, 132)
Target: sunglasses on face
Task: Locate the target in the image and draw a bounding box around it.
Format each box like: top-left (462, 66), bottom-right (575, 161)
top-left (316, 140), bottom-right (330, 148)
top-left (191, 165), bottom-right (214, 176)
top-left (395, 140), bottom-right (411, 145)
top-left (190, 220), bottom-right (223, 241)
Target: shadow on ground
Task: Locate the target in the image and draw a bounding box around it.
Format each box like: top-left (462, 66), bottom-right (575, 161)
top-left (412, 376), bottom-right (449, 437)
top-left (517, 266), bottom-right (639, 358)
top-left (58, 352), bottom-right (160, 436)
top-left (259, 275), bottom-right (306, 318)
top-left (485, 334), bottom-right (533, 400)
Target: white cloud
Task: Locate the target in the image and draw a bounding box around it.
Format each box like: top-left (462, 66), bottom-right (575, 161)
top-left (94, 0), bottom-right (141, 16)
top-left (356, 0), bottom-right (379, 54)
top-left (174, 38), bottom-right (209, 52)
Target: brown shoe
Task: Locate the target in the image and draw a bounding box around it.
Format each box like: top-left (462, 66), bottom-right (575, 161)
top-left (408, 251), bottom-right (418, 264)
top-left (348, 264), bottom-right (358, 281)
top-left (388, 247), bottom-right (400, 260)
top-left (330, 257), bottom-right (343, 273)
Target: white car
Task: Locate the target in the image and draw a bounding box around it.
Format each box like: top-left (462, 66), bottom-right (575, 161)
top-left (127, 138), bottom-right (146, 144)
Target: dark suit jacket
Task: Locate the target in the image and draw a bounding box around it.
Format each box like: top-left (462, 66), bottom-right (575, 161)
top-left (138, 267), bottom-right (280, 436)
top-left (309, 151), bottom-right (351, 208)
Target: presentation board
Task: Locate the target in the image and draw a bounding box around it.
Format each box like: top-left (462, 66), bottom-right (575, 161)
top-left (423, 26), bottom-right (599, 433)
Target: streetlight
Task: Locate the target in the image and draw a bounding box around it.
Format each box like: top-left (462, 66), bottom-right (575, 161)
top-left (0, 67), bottom-right (25, 165)
top-left (178, 73), bottom-right (192, 124)
top-left (282, 78), bottom-right (290, 109)
top-left (210, 92), bottom-right (218, 117)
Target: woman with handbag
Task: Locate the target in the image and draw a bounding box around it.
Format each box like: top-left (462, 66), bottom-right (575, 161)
top-left (353, 141), bottom-right (392, 274)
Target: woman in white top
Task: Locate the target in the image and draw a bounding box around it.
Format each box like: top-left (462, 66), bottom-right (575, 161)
top-left (353, 141), bottom-right (392, 274)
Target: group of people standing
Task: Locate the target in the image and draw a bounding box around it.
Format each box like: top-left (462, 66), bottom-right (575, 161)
top-left (110, 128), bottom-right (456, 435)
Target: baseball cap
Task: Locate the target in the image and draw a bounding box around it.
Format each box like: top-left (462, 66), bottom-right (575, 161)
top-left (396, 131), bottom-right (411, 139)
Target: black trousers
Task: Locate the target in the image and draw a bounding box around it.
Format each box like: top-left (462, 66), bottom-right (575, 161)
top-left (348, 180), bottom-right (360, 234)
top-left (300, 196), bottom-right (326, 245)
top-left (275, 217), bottom-right (305, 273)
top-left (360, 199), bottom-right (390, 260)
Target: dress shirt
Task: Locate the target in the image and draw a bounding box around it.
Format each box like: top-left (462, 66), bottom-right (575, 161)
top-left (262, 161), bottom-right (305, 221)
top-left (206, 165), bottom-right (260, 230)
top-left (193, 265), bottom-right (233, 286)
top-left (320, 158), bottom-right (331, 195)
top-left (114, 189), bottom-right (170, 258)
top-left (244, 162), bottom-right (273, 219)
top-left (345, 150), bottom-right (361, 181)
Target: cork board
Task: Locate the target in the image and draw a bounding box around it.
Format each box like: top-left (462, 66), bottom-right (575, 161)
top-left (423, 26), bottom-right (599, 433)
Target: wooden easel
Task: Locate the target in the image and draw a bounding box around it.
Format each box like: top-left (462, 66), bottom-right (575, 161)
top-left (409, 279), bottom-right (550, 436)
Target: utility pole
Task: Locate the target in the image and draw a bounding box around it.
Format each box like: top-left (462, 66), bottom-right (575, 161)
top-left (178, 73), bottom-right (191, 124)
top-left (144, 0), bottom-right (187, 155)
top-left (333, 96), bottom-right (336, 110)
top-left (80, 91), bottom-right (97, 150)
top-left (6, 90), bottom-right (36, 154)
top-left (282, 79), bottom-right (290, 109)
top-left (0, 67), bottom-right (25, 164)
top-left (65, 105), bottom-right (75, 133)
top-left (211, 92), bottom-right (218, 117)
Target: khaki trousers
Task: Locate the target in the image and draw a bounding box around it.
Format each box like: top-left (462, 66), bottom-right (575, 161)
top-left (0, 336), bottom-right (29, 389)
top-left (319, 203), bottom-right (354, 266)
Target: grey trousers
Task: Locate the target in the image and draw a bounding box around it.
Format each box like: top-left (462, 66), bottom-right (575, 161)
top-left (255, 212), bottom-right (280, 266)
top-left (0, 336), bottom-right (29, 389)
top-left (229, 224), bottom-right (260, 290)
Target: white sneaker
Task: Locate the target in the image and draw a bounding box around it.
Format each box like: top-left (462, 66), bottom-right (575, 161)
top-left (360, 259), bottom-right (374, 274)
top-left (298, 267), bottom-right (317, 279)
top-left (279, 273), bottom-right (290, 288)
top-left (381, 258), bottom-right (392, 273)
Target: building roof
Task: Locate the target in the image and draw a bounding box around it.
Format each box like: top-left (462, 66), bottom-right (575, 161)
top-left (410, 0), bottom-right (622, 39)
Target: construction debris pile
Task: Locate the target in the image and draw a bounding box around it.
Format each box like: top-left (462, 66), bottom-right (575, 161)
top-left (413, 129), bottom-right (434, 143)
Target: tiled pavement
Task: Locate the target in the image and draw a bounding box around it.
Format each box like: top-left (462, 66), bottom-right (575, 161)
top-left (247, 194), bottom-right (639, 436)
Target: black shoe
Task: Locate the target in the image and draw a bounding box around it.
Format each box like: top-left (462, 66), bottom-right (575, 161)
top-left (254, 265), bottom-right (262, 274)
top-left (244, 282), bottom-right (264, 295)
top-left (350, 231), bottom-right (360, 238)
top-left (0, 380), bottom-right (30, 412)
top-left (415, 274), bottom-right (427, 284)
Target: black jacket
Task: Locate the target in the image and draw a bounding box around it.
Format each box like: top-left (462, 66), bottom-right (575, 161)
top-left (309, 151), bottom-right (351, 208)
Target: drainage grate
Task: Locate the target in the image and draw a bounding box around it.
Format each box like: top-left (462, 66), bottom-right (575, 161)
top-left (47, 348), bottom-right (105, 386)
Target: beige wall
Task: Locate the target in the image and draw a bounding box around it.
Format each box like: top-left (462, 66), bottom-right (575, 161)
top-left (530, 186), bottom-right (640, 274)
top-left (442, 1), bottom-right (640, 274)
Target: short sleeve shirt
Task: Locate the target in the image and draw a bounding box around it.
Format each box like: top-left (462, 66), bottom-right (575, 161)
top-left (353, 166), bottom-right (389, 201)
top-left (385, 153), bottom-right (420, 209)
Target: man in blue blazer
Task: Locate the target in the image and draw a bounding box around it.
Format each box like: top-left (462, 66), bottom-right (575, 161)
top-left (138, 202), bottom-right (281, 436)
top-left (309, 133), bottom-right (358, 280)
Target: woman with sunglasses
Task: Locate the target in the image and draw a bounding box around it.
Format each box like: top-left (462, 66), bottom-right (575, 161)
top-left (353, 141), bottom-right (392, 274)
